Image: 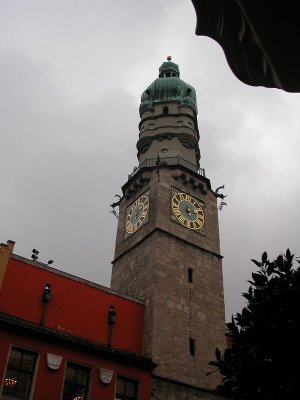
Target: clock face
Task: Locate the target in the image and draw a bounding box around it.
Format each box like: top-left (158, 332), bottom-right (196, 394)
top-left (171, 189), bottom-right (204, 231)
top-left (125, 192), bottom-right (149, 235)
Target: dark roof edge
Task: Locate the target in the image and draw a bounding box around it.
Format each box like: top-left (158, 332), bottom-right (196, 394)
top-left (0, 312), bottom-right (156, 370)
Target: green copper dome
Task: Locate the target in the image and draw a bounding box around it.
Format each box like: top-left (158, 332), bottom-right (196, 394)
top-left (159, 60), bottom-right (180, 78)
top-left (140, 58), bottom-right (197, 115)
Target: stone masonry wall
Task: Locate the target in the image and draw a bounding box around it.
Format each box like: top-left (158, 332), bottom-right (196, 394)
top-left (111, 166), bottom-right (225, 391)
top-left (152, 376), bottom-right (225, 400)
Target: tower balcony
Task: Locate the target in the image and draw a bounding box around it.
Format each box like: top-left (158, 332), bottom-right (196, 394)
top-left (128, 156), bottom-right (205, 180)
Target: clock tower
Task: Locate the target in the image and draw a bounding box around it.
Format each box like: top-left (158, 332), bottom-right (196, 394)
top-left (111, 59), bottom-right (225, 399)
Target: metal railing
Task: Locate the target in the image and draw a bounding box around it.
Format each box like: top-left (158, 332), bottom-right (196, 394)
top-left (128, 156), bottom-right (205, 180)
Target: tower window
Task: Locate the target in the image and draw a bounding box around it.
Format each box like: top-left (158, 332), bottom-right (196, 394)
top-left (163, 106), bottom-right (169, 115)
top-left (188, 268), bottom-right (193, 283)
top-left (189, 338), bottom-right (196, 356)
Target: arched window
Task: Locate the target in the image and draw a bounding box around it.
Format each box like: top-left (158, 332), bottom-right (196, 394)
top-left (163, 106), bottom-right (169, 115)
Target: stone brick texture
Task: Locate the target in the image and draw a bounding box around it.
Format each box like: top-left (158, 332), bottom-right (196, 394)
top-left (152, 377), bottom-right (225, 400)
top-left (111, 167), bottom-right (226, 391)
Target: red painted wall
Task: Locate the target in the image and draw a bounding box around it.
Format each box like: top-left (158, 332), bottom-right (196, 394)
top-left (0, 257), bottom-right (144, 354)
top-left (0, 330), bottom-right (151, 400)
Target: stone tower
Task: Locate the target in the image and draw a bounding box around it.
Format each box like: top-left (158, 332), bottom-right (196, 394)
top-left (111, 59), bottom-right (225, 399)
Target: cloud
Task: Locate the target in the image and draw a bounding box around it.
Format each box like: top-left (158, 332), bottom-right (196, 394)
top-left (0, 48), bottom-right (137, 285)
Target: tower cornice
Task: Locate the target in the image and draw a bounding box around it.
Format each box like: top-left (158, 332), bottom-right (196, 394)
top-left (123, 163), bottom-right (211, 199)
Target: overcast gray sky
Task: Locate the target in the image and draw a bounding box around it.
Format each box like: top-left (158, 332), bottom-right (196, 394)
top-left (1, 0), bottom-right (299, 320)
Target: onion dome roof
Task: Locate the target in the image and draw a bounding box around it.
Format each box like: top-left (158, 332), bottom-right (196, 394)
top-left (140, 57), bottom-right (197, 115)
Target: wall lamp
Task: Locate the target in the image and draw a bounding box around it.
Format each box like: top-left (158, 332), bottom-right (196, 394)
top-left (107, 305), bottom-right (116, 347)
top-left (40, 283), bottom-right (51, 326)
top-left (42, 283), bottom-right (51, 303)
top-left (108, 305), bottom-right (116, 325)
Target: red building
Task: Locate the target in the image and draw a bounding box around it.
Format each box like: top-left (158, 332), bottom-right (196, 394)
top-left (0, 240), bottom-right (155, 400)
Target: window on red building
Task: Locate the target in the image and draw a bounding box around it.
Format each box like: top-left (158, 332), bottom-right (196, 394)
top-left (62, 362), bottom-right (90, 400)
top-left (115, 376), bottom-right (139, 400)
top-left (1, 346), bottom-right (37, 400)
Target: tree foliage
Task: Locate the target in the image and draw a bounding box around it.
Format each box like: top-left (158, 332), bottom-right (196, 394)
top-left (209, 249), bottom-right (300, 399)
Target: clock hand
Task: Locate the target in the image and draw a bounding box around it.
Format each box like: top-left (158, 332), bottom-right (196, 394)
top-left (186, 206), bottom-right (193, 216)
top-left (133, 205), bottom-right (143, 219)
